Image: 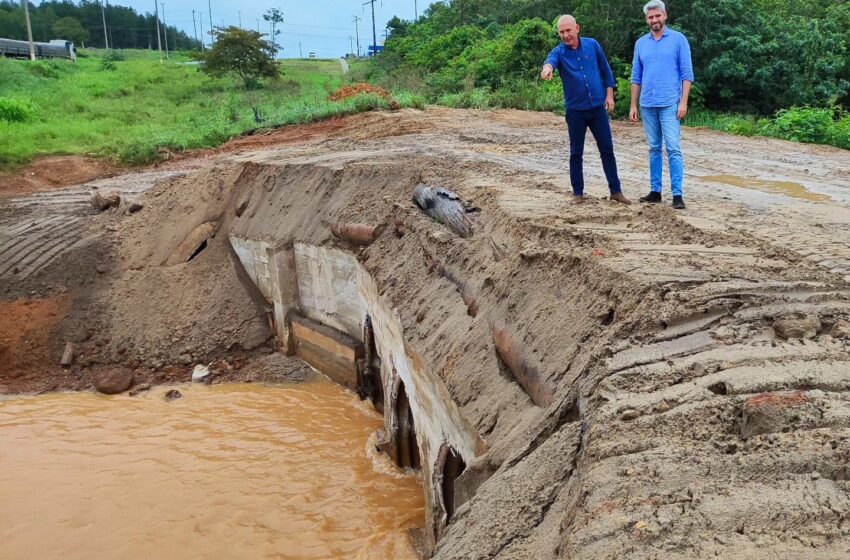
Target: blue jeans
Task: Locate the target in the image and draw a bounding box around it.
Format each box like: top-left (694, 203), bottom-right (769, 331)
top-left (565, 105), bottom-right (622, 196)
top-left (640, 105), bottom-right (684, 197)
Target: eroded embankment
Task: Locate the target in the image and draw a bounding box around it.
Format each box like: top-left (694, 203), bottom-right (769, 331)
top-left (2, 108), bottom-right (850, 558)
top-left (113, 145), bottom-right (849, 558)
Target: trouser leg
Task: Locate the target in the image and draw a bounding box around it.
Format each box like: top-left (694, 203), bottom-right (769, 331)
top-left (565, 110), bottom-right (589, 196)
top-left (588, 105), bottom-right (622, 193)
top-left (640, 106), bottom-right (663, 193)
top-left (659, 104), bottom-right (684, 197)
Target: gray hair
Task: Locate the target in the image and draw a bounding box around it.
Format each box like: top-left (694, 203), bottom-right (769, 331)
top-left (643, 0), bottom-right (666, 14)
top-left (557, 14), bottom-right (577, 26)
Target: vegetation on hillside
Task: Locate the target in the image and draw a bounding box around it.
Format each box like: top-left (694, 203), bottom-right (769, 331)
top-left (363, 0), bottom-right (850, 150)
top-left (0, 0), bottom-right (199, 50)
top-left (0, 50), bottom-right (409, 169)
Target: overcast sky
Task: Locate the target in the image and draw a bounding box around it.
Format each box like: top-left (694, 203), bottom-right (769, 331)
top-left (111, 0), bottom-right (436, 58)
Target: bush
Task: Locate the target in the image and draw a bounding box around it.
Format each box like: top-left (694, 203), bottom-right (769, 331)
top-left (831, 114), bottom-right (850, 150)
top-left (28, 61), bottom-right (63, 79)
top-left (763, 107), bottom-right (834, 143)
top-left (99, 50), bottom-right (126, 71)
top-left (0, 98), bottom-right (37, 123)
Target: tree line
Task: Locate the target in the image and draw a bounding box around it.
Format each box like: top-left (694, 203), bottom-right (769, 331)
top-left (0, 0), bottom-right (200, 51)
top-left (381, 0), bottom-right (850, 115)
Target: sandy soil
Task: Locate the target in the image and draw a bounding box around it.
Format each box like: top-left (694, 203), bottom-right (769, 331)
top-left (1, 107), bottom-right (849, 558)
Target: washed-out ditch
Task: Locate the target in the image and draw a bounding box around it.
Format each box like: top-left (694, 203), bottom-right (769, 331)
top-left (2, 109), bottom-right (850, 559)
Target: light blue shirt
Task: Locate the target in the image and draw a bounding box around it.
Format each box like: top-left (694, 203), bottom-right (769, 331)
top-left (630, 28), bottom-right (694, 108)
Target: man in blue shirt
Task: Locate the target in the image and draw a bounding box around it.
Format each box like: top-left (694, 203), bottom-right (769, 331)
top-left (629, 0), bottom-right (694, 210)
top-left (541, 15), bottom-right (631, 205)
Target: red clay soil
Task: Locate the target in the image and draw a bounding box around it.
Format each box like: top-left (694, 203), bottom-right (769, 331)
top-left (328, 83), bottom-right (390, 101)
top-left (744, 390), bottom-right (809, 409)
top-left (219, 117), bottom-right (354, 151)
top-left (0, 156), bottom-right (118, 199)
top-left (0, 296), bottom-right (71, 392)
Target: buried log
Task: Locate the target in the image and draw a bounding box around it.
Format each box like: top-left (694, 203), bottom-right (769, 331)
top-left (492, 325), bottom-right (554, 407)
top-left (442, 265), bottom-right (478, 317)
top-left (164, 221), bottom-right (218, 266)
top-left (413, 184), bottom-right (475, 238)
top-left (331, 222), bottom-right (386, 246)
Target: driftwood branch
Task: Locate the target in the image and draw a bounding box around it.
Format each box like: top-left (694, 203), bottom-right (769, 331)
top-left (413, 184), bottom-right (475, 238)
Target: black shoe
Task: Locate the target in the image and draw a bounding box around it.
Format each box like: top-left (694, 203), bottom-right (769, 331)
top-left (672, 195), bottom-right (686, 209)
top-left (639, 191), bottom-right (662, 203)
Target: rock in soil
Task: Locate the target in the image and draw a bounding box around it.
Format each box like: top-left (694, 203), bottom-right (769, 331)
top-left (773, 314), bottom-right (821, 339)
top-left (831, 320), bottom-right (850, 340)
top-left (92, 368), bottom-right (134, 394)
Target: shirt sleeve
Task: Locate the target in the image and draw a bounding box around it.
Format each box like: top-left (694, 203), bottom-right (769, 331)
top-left (544, 45), bottom-right (560, 71)
top-left (678, 34), bottom-right (695, 83)
top-left (595, 40), bottom-right (616, 89)
top-left (630, 40), bottom-right (643, 85)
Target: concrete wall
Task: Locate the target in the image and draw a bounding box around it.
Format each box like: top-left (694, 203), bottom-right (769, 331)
top-left (230, 237), bottom-right (481, 547)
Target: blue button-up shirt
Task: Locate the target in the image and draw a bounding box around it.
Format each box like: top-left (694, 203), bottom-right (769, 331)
top-left (545, 38), bottom-right (615, 112)
top-left (630, 28), bottom-right (694, 108)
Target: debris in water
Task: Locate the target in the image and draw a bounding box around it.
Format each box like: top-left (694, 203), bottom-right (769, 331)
top-left (191, 364), bottom-right (211, 382)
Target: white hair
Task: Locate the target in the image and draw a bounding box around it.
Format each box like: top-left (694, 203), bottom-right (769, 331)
top-left (643, 0), bottom-right (666, 14)
top-left (557, 15), bottom-right (577, 26)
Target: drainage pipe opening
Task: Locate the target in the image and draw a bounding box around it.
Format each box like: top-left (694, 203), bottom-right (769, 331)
top-left (440, 446), bottom-right (466, 522)
top-left (394, 381), bottom-right (420, 470)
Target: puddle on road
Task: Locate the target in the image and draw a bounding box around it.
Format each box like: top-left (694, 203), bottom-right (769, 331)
top-left (701, 174), bottom-right (832, 202)
top-left (0, 382), bottom-right (424, 560)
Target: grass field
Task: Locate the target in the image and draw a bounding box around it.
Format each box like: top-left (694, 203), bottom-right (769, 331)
top-left (0, 50), bottom-right (397, 169)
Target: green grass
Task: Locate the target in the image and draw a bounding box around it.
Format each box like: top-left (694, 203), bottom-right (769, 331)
top-left (0, 50), bottom-right (407, 169)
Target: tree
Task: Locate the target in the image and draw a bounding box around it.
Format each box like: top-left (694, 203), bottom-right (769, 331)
top-left (52, 16), bottom-right (89, 46)
top-left (263, 7), bottom-right (283, 56)
top-left (197, 26), bottom-right (278, 88)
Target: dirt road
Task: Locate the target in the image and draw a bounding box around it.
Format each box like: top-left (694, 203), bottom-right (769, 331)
top-left (1, 107), bottom-right (849, 558)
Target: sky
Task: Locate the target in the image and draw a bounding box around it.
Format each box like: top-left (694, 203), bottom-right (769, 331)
top-left (112, 0), bottom-right (439, 58)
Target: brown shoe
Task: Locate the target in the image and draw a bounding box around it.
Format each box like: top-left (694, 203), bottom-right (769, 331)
top-left (572, 194), bottom-right (586, 204)
top-left (610, 192), bottom-right (632, 205)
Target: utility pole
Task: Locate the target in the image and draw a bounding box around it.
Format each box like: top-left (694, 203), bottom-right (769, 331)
top-left (414, 0), bottom-right (418, 20)
top-left (207, 0), bottom-right (213, 45)
top-left (238, 10), bottom-right (242, 28)
top-left (160, 3), bottom-right (169, 58)
top-left (22, 0), bottom-right (35, 60)
top-left (352, 15), bottom-right (361, 57)
top-left (348, 36), bottom-right (353, 57)
top-left (362, 0), bottom-right (376, 57)
top-left (192, 9), bottom-right (198, 46)
top-left (299, 41), bottom-right (302, 58)
top-left (198, 12), bottom-right (205, 50)
top-left (100, 1), bottom-right (109, 49)
top-left (256, 19), bottom-right (260, 33)
top-left (153, 0), bottom-right (162, 62)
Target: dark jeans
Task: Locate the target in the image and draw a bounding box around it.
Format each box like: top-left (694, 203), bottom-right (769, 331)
top-left (565, 105), bottom-right (622, 195)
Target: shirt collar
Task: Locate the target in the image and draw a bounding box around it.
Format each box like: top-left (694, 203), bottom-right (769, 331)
top-left (647, 27), bottom-right (670, 40)
top-left (563, 37), bottom-right (582, 51)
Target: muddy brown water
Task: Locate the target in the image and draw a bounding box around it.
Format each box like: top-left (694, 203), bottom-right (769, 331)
top-left (701, 174), bottom-right (832, 202)
top-left (0, 382), bottom-right (424, 559)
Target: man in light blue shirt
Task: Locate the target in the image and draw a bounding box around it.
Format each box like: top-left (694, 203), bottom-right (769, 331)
top-left (629, 0), bottom-right (694, 209)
